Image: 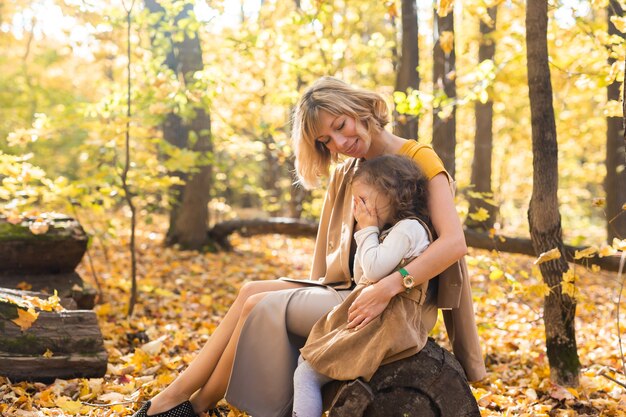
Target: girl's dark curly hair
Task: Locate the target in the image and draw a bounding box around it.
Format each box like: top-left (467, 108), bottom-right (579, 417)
top-left (352, 155), bottom-right (431, 231)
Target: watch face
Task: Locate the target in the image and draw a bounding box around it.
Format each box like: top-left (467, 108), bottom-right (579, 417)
top-left (403, 275), bottom-right (415, 289)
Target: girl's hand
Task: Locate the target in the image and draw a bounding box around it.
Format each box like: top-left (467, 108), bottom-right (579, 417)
top-left (346, 283), bottom-right (393, 330)
top-left (353, 197), bottom-right (378, 228)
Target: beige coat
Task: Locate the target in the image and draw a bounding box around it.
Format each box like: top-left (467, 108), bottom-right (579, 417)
top-left (225, 149), bottom-right (485, 417)
top-left (310, 157), bottom-right (486, 382)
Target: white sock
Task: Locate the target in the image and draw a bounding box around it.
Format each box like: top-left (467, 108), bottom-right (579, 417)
top-left (293, 356), bottom-right (332, 417)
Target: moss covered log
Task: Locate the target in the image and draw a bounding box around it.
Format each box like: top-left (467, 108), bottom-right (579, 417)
top-left (0, 291), bottom-right (107, 381)
top-left (0, 215), bottom-right (88, 274)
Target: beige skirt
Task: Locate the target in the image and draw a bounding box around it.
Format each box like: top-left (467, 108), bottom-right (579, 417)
top-left (301, 282), bottom-right (430, 382)
top-left (224, 285), bottom-right (351, 417)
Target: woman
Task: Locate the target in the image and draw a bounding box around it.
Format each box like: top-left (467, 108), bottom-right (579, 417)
top-left (133, 77), bottom-right (485, 417)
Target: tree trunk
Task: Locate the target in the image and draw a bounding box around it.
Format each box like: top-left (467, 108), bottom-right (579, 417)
top-left (432, 7), bottom-right (456, 177)
top-left (466, 6), bottom-right (498, 231)
top-left (325, 339), bottom-right (480, 417)
top-left (206, 217), bottom-right (624, 272)
top-left (606, 0), bottom-right (626, 242)
top-left (393, 0), bottom-right (419, 140)
top-left (526, 0), bottom-right (580, 386)
top-left (145, 0), bottom-right (213, 251)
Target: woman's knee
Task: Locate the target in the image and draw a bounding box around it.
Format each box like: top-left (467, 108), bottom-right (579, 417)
top-left (237, 281), bottom-right (268, 302)
top-left (241, 292), bottom-right (268, 318)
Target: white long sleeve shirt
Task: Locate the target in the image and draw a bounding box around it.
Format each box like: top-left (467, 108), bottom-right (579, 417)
top-left (353, 218), bottom-right (430, 283)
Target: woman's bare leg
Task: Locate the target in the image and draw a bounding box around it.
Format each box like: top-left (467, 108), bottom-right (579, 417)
top-left (144, 280), bottom-right (303, 414)
top-left (189, 291), bottom-right (271, 412)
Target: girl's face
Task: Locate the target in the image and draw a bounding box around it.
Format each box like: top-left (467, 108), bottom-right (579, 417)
top-left (315, 110), bottom-right (371, 158)
top-left (351, 179), bottom-right (394, 228)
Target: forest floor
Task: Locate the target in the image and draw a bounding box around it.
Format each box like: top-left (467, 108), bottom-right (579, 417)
top-left (0, 225), bottom-right (625, 416)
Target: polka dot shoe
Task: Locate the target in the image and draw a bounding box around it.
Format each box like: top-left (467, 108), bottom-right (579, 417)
top-left (132, 400), bottom-right (197, 417)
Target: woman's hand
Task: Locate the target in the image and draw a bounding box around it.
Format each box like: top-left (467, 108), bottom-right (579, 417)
top-left (353, 196), bottom-right (378, 228)
top-left (346, 283), bottom-right (393, 330)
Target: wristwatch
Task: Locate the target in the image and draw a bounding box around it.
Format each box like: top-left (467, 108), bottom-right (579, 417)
top-left (398, 267), bottom-right (415, 293)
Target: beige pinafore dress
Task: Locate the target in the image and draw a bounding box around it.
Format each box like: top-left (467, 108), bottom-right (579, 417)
top-left (300, 218), bottom-right (433, 382)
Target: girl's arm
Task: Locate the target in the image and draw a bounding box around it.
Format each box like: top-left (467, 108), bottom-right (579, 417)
top-left (347, 173), bottom-right (466, 329)
top-left (355, 221), bottom-right (428, 282)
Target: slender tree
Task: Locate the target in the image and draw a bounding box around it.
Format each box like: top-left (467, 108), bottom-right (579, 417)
top-left (526, 0), bottom-right (580, 386)
top-left (466, 5), bottom-right (498, 231)
top-left (145, 0), bottom-right (214, 250)
top-left (432, 3), bottom-right (456, 177)
top-left (394, 0), bottom-right (419, 140)
top-left (606, 0), bottom-right (626, 242)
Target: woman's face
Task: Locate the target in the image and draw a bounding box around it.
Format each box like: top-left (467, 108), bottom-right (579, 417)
top-left (315, 110), bottom-right (371, 158)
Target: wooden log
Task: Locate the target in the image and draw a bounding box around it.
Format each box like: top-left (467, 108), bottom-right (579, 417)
top-left (326, 338), bottom-right (480, 417)
top-left (0, 287), bottom-right (77, 310)
top-left (0, 293), bottom-right (107, 381)
top-left (207, 217), bottom-right (623, 271)
top-left (0, 215), bottom-right (88, 274)
top-left (0, 272), bottom-right (96, 309)
top-left (208, 217), bottom-right (318, 250)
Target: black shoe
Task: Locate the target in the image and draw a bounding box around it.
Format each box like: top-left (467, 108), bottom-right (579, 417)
top-left (207, 405), bottom-right (230, 417)
top-left (132, 400), bottom-right (197, 417)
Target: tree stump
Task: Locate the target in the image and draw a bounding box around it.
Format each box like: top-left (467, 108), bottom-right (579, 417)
top-left (0, 215), bottom-right (88, 274)
top-left (326, 338), bottom-right (480, 417)
top-left (0, 288), bottom-right (108, 382)
top-left (0, 215), bottom-right (95, 309)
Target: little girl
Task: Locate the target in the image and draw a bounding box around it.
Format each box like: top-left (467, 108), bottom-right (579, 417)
top-left (293, 154), bottom-right (434, 417)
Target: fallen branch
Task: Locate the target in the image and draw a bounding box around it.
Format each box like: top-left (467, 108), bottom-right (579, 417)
top-left (207, 217), bottom-right (623, 272)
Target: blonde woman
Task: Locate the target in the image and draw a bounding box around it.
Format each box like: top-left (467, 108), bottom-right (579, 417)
top-left (133, 77), bottom-right (485, 417)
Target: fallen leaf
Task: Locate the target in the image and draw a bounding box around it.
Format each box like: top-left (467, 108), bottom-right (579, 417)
top-left (29, 219), bottom-right (49, 235)
top-left (549, 383), bottom-right (576, 401)
top-left (574, 246), bottom-right (598, 260)
top-left (534, 248), bottom-right (561, 265)
top-left (12, 307), bottom-right (39, 331)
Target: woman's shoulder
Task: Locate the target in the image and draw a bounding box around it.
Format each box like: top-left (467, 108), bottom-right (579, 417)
top-left (397, 141), bottom-right (446, 180)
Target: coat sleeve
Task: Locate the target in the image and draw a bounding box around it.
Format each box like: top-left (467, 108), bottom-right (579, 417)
top-left (442, 257), bottom-right (487, 382)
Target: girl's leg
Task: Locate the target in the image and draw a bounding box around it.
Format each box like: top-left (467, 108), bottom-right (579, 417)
top-left (188, 291), bottom-right (273, 411)
top-left (144, 279), bottom-right (303, 414)
top-left (292, 357), bottom-right (332, 417)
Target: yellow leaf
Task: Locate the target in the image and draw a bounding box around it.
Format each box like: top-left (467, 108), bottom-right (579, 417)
top-left (12, 307), bottom-right (39, 331)
top-left (55, 396), bottom-right (83, 414)
top-left (562, 270), bottom-right (576, 283)
top-left (437, 0), bottom-right (454, 16)
top-left (610, 16), bottom-right (626, 33)
top-left (592, 198), bottom-right (605, 207)
top-left (439, 31), bottom-right (454, 55)
top-left (489, 268), bottom-right (503, 280)
top-left (534, 248), bottom-right (561, 265)
top-left (469, 207), bottom-right (490, 222)
top-left (528, 283), bottom-right (552, 297)
top-left (613, 238), bottom-right (626, 251)
top-left (574, 246), bottom-right (598, 259)
top-left (43, 349), bottom-right (53, 358)
top-left (562, 282), bottom-right (578, 299)
top-left (16, 281), bottom-right (32, 290)
top-left (29, 219), bottom-right (49, 235)
top-left (598, 244), bottom-right (617, 257)
top-left (6, 212), bottom-right (22, 224)
top-left (591, 264), bottom-right (601, 272)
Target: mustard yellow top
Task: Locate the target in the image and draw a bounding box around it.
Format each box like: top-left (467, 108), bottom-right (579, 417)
top-left (397, 140), bottom-right (446, 180)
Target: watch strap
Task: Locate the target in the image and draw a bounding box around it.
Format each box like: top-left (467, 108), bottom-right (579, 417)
top-left (398, 267), bottom-right (409, 277)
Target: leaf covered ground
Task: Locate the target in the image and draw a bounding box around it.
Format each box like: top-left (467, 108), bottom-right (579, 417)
top-left (0, 226), bottom-right (625, 416)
